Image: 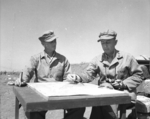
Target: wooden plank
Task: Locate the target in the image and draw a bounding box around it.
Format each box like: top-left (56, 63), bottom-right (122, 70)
top-left (137, 60), bottom-right (150, 65)
top-left (15, 97), bottom-right (19, 119)
top-left (119, 104), bottom-right (126, 119)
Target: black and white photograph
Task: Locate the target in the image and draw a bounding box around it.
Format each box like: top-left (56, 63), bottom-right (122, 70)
top-left (0, 0), bottom-right (150, 119)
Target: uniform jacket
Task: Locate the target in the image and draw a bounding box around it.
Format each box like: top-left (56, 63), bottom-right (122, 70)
top-left (22, 51), bottom-right (71, 83)
top-left (78, 50), bottom-right (144, 100)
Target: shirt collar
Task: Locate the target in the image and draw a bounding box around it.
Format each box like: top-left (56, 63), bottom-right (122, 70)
top-left (100, 50), bottom-right (123, 62)
top-left (40, 51), bottom-right (45, 59)
top-left (40, 51), bottom-right (58, 60)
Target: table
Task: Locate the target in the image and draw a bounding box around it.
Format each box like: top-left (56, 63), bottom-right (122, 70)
top-left (13, 85), bottom-right (131, 119)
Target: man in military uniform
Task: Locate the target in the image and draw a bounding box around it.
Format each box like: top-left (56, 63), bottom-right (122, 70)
top-left (15, 30), bottom-right (85, 119)
top-left (67, 30), bottom-right (144, 119)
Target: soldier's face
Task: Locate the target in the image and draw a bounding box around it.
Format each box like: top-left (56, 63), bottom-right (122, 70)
top-left (101, 39), bottom-right (117, 54)
top-left (42, 39), bottom-right (57, 52)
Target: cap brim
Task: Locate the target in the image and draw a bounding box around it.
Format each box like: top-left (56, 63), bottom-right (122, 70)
top-left (97, 36), bottom-right (115, 42)
top-left (45, 36), bottom-right (58, 42)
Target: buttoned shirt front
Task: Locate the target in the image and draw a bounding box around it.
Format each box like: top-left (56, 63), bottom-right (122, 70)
top-left (22, 51), bottom-right (71, 83)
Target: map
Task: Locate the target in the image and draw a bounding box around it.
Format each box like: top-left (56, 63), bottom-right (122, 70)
top-left (28, 82), bottom-right (126, 98)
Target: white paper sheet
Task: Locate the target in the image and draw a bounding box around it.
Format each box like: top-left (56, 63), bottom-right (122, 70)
top-left (28, 82), bottom-right (126, 98)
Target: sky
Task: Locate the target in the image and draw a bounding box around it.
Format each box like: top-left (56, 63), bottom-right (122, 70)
top-left (0, 0), bottom-right (150, 71)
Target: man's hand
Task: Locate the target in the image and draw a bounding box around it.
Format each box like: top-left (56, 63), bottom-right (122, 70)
top-left (14, 72), bottom-right (27, 87)
top-left (66, 74), bottom-right (81, 83)
top-left (111, 79), bottom-right (126, 90)
top-left (14, 78), bottom-right (27, 87)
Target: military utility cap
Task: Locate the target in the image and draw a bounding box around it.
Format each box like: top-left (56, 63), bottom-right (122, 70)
top-left (97, 30), bottom-right (117, 42)
top-left (39, 30), bottom-right (58, 42)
